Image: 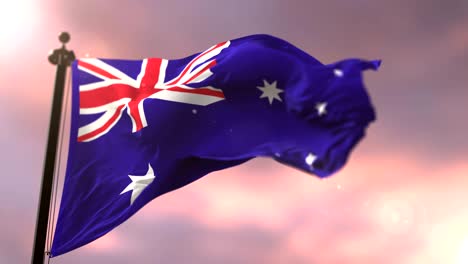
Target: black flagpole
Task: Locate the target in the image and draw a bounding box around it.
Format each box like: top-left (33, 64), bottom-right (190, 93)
top-left (31, 32), bottom-right (75, 264)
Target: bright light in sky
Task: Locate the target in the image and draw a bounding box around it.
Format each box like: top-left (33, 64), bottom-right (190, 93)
top-left (457, 237), bottom-right (468, 264)
top-left (0, 0), bottom-right (38, 55)
top-left (372, 197), bottom-right (417, 234)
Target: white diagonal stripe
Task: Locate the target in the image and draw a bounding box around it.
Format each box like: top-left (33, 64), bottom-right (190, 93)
top-left (148, 90), bottom-right (224, 106)
top-left (80, 58), bottom-right (136, 84)
top-left (78, 106), bottom-right (126, 142)
top-left (78, 65), bottom-right (111, 81)
top-left (187, 69), bottom-right (213, 84)
top-left (186, 41), bottom-right (229, 74)
top-left (165, 41), bottom-right (230, 85)
top-left (80, 98), bottom-right (131, 115)
top-left (179, 59), bottom-right (215, 84)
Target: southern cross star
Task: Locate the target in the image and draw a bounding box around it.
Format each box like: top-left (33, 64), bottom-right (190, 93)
top-left (305, 153), bottom-right (318, 167)
top-left (315, 102), bottom-right (327, 116)
top-left (257, 79), bottom-right (283, 105)
top-left (120, 163), bottom-right (156, 205)
top-left (334, 68), bottom-right (344, 77)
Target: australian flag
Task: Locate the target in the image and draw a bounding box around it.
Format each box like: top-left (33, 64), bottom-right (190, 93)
top-left (51, 34), bottom-right (380, 256)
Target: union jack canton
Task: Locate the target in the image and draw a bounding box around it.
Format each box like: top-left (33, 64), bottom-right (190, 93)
top-left (77, 41), bottom-right (229, 142)
top-left (52, 34), bottom-right (380, 257)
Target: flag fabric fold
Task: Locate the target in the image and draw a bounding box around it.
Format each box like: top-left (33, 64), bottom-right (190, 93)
top-left (51, 34), bottom-right (380, 256)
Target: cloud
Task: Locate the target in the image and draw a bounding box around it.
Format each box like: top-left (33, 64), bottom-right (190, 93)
top-left (55, 154), bottom-right (465, 264)
top-left (2, 0), bottom-right (468, 263)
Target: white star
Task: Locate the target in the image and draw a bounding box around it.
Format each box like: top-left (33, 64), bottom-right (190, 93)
top-left (257, 79), bottom-right (283, 105)
top-left (315, 102), bottom-right (327, 116)
top-left (334, 69), bottom-right (344, 77)
top-left (305, 153), bottom-right (317, 167)
top-left (120, 163), bottom-right (156, 205)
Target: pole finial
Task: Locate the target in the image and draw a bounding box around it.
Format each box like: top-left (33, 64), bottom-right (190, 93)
top-left (48, 32), bottom-right (75, 66)
top-left (59, 32), bottom-right (70, 45)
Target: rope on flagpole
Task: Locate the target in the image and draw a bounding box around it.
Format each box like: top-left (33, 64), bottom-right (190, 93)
top-left (45, 67), bottom-right (73, 264)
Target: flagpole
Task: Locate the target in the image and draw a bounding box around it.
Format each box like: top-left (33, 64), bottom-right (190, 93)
top-left (31, 32), bottom-right (75, 264)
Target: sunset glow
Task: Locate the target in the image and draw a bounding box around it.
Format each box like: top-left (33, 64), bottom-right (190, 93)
top-left (2, 0), bottom-right (467, 263)
top-left (0, 0), bottom-right (39, 55)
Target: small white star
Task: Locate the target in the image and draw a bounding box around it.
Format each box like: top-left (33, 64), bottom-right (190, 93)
top-left (257, 79), bottom-right (283, 105)
top-left (305, 153), bottom-right (317, 167)
top-left (192, 109), bottom-right (197, 114)
top-left (334, 69), bottom-right (344, 77)
top-left (120, 163), bottom-right (156, 205)
top-left (315, 102), bottom-right (327, 116)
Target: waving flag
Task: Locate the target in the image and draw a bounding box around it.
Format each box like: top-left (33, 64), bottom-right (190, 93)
top-left (51, 34), bottom-right (380, 256)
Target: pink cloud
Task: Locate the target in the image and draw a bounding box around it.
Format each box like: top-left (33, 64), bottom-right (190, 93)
top-left (126, 153), bottom-right (468, 263)
top-left (82, 231), bottom-right (123, 253)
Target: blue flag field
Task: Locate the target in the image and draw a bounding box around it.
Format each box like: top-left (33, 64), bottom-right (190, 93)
top-left (51, 34), bottom-right (380, 256)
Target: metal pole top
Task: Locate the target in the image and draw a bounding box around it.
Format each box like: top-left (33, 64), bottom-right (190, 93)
top-left (48, 32), bottom-right (75, 66)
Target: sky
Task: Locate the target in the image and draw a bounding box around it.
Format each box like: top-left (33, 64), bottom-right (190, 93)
top-left (1, 0), bottom-right (467, 263)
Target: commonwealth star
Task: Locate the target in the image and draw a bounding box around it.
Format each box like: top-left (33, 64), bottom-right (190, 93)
top-left (120, 163), bottom-right (156, 205)
top-left (257, 79), bottom-right (283, 105)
